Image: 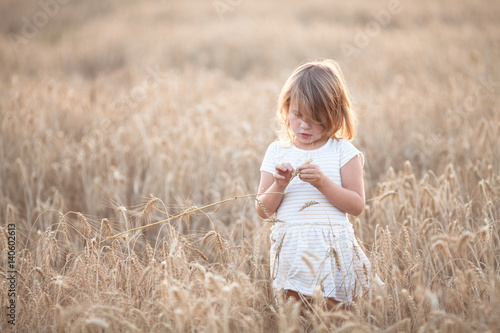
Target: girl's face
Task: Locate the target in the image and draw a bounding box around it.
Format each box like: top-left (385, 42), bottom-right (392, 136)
top-left (289, 102), bottom-right (328, 150)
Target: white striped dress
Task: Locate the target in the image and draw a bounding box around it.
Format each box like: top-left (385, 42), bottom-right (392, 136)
top-left (260, 138), bottom-right (379, 303)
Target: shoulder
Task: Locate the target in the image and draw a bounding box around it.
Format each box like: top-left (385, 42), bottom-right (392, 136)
top-left (323, 138), bottom-right (354, 152)
top-left (260, 140), bottom-right (293, 172)
top-left (336, 138), bottom-right (358, 149)
top-left (266, 140), bottom-right (292, 153)
top-left (262, 140), bottom-right (290, 162)
top-left (276, 140), bottom-right (293, 149)
top-left (335, 138), bottom-right (364, 167)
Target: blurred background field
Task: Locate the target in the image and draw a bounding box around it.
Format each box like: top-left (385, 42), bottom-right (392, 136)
top-left (0, 0), bottom-right (499, 331)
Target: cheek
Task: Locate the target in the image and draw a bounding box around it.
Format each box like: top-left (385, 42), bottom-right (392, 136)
top-left (289, 118), bottom-right (300, 130)
top-left (313, 124), bottom-right (325, 135)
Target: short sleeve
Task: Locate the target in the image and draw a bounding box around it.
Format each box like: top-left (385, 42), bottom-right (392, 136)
top-left (260, 142), bottom-right (279, 174)
top-left (339, 139), bottom-right (364, 168)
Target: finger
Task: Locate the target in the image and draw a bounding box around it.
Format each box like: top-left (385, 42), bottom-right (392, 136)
top-left (299, 171), bottom-right (316, 181)
top-left (299, 169), bottom-right (312, 177)
top-left (298, 164), bottom-right (314, 171)
top-left (280, 162), bottom-right (293, 172)
top-left (299, 174), bottom-right (315, 183)
top-left (275, 163), bottom-right (287, 172)
top-left (298, 167), bottom-right (312, 174)
top-left (274, 173), bottom-right (286, 180)
top-left (298, 174), bottom-right (310, 182)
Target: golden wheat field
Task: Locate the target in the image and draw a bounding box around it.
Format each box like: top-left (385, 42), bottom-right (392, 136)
top-left (0, 0), bottom-right (499, 331)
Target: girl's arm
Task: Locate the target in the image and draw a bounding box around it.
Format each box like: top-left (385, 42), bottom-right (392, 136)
top-left (298, 155), bottom-right (365, 216)
top-left (255, 163), bottom-right (294, 218)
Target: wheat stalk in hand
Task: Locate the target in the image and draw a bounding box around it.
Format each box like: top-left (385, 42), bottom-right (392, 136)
top-left (285, 158), bottom-right (313, 193)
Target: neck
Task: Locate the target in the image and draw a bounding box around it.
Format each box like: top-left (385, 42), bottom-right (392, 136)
top-left (293, 137), bottom-right (328, 150)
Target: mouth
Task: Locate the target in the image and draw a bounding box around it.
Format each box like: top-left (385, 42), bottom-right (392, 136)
top-left (300, 133), bottom-right (312, 139)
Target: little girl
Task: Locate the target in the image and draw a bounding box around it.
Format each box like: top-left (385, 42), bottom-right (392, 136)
top-left (256, 59), bottom-right (380, 307)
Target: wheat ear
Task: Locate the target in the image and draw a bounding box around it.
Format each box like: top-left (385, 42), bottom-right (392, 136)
top-left (290, 158), bottom-right (313, 180)
top-left (299, 200), bottom-right (319, 211)
top-left (285, 158), bottom-right (313, 194)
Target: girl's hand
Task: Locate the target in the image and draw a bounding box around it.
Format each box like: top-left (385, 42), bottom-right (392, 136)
top-left (274, 162), bottom-right (294, 189)
top-left (298, 164), bottom-right (325, 188)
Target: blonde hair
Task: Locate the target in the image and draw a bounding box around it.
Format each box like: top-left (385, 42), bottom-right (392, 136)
top-left (277, 59), bottom-right (357, 142)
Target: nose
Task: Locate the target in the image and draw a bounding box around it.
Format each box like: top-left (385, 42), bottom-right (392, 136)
top-left (299, 119), bottom-right (311, 129)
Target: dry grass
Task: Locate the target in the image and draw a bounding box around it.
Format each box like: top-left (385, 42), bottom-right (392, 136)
top-left (0, 0), bottom-right (499, 331)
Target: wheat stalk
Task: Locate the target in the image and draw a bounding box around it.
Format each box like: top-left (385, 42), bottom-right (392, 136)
top-left (299, 200), bottom-right (319, 211)
top-left (272, 232), bottom-right (286, 281)
top-left (327, 247), bottom-right (342, 272)
top-left (101, 218), bottom-right (113, 236)
top-left (255, 198), bottom-right (270, 218)
top-left (142, 194), bottom-right (159, 216)
top-left (99, 192), bottom-right (284, 244)
top-left (264, 217), bottom-right (285, 223)
top-left (290, 158), bottom-right (313, 180)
